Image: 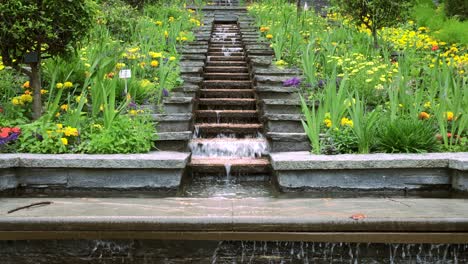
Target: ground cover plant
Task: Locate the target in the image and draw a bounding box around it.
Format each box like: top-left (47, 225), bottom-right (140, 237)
top-left (0, 0), bottom-right (203, 153)
top-left (249, 0), bottom-right (467, 154)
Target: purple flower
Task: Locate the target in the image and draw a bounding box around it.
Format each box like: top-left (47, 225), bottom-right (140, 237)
top-left (283, 77), bottom-right (301, 87)
top-left (128, 101), bottom-right (137, 109)
top-left (162, 88), bottom-right (169, 97)
top-left (0, 132), bottom-right (20, 146)
top-left (317, 79), bottom-right (326, 88)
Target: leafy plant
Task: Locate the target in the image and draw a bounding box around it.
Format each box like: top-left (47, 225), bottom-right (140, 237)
top-left (79, 115), bottom-right (156, 154)
top-left (376, 117), bottom-right (440, 153)
top-left (347, 94), bottom-right (379, 153)
top-left (300, 94), bottom-right (324, 154)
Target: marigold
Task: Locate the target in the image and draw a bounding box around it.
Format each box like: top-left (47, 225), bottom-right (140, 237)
top-left (20, 94), bottom-right (33, 103)
top-left (23, 81), bottom-right (30, 89)
top-left (150, 60), bottom-right (159, 67)
top-left (60, 104), bottom-right (68, 111)
top-left (340, 117), bottom-right (353, 127)
top-left (64, 126), bottom-right (78, 137)
top-left (64, 81), bottom-right (73, 89)
top-left (418, 111), bottom-right (430, 120)
top-left (445, 111), bottom-right (454, 121)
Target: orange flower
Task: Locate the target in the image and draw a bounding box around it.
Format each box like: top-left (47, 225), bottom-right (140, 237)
top-left (445, 111), bottom-right (454, 121)
top-left (22, 81), bottom-right (30, 89)
top-left (418, 111), bottom-right (430, 120)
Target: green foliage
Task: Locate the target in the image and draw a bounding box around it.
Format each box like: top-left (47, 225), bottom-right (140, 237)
top-left (347, 94), bottom-right (379, 153)
top-left (17, 121), bottom-right (70, 154)
top-left (300, 95), bottom-right (324, 154)
top-left (376, 117), bottom-right (440, 153)
top-left (412, 2), bottom-right (468, 44)
top-left (445, 0), bottom-right (467, 20)
top-left (0, 0), bottom-right (96, 64)
top-left (334, 0), bottom-right (414, 47)
top-left (79, 115), bottom-right (156, 154)
top-left (325, 127), bottom-right (359, 154)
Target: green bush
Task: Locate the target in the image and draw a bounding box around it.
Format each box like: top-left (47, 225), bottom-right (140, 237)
top-left (445, 0), bottom-right (467, 20)
top-left (376, 117), bottom-right (440, 153)
top-left (79, 115), bottom-right (156, 154)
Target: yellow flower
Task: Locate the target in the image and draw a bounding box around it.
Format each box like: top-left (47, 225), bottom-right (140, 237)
top-left (20, 94), bottom-right (33, 103)
top-left (155, 21), bottom-right (163, 26)
top-left (56, 83), bottom-right (64, 89)
top-left (116, 63), bottom-right (126, 70)
top-left (340, 117), bottom-right (353, 127)
top-left (445, 111), bottom-right (454, 121)
top-left (11, 97), bottom-right (22, 106)
top-left (100, 104), bottom-right (104, 111)
top-left (169, 56), bottom-right (176, 61)
top-left (275, 60), bottom-right (288, 67)
top-left (324, 118), bottom-right (332, 128)
top-left (60, 104), bottom-right (68, 111)
top-left (180, 36), bottom-right (188, 41)
top-left (168, 16), bottom-right (175, 22)
top-left (129, 109), bottom-right (138, 116)
top-left (64, 81), bottom-right (73, 89)
top-left (41, 89), bottom-right (48, 95)
top-left (150, 60), bottom-right (159, 67)
top-left (266, 34), bottom-right (273, 39)
top-left (260, 26), bottom-right (270, 32)
top-left (23, 81), bottom-right (30, 89)
top-left (424, 101), bottom-right (431, 108)
top-left (149, 52), bottom-right (163, 59)
top-left (164, 31), bottom-right (169, 38)
top-left (64, 126), bottom-right (78, 137)
top-left (61, 138), bottom-right (68, 145)
top-left (56, 124), bottom-right (63, 129)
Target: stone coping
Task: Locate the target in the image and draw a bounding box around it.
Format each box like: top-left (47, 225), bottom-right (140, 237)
top-left (0, 152), bottom-right (190, 169)
top-left (270, 151), bottom-right (468, 171)
top-left (0, 198), bottom-right (467, 234)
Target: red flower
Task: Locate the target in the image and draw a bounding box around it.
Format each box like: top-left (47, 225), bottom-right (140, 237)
top-left (0, 128), bottom-right (10, 138)
top-left (431, 45), bottom-right (439, 51)
top-left (11, 127), bottom-right (21, 134)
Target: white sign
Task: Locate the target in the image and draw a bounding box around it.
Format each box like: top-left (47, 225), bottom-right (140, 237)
top-left (119, 69), bottom-right (132, 79)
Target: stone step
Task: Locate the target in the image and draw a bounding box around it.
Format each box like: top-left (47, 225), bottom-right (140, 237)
top-left (207, 52), bottom-right (245, 57)
top-left (199, 89), bottom-right (254, 98)
top-left (197, 98), bottom-right (256, 106)
top-left (207, 55), bottom-right (245, 61)
top-left (206, 61), bottom-right (247, 67)
top-left (210, 41), bottom-right (242, 45)
top-left (195, 110), bottom-right (258, 119)
top-left (204, 72), bottom-right (249, 80)
top-left (209, 44), bottom-right (243, 48)
top-left (194, 123), bottom-right (262, 135)
top-left (204, 66), bottom-right (248, 73)
top-left (208, 47), bottom-right (244, 53)
top-left (190, 157), bottom-right (270, 174)
top-left (203, 80), bottom-right (251, 89)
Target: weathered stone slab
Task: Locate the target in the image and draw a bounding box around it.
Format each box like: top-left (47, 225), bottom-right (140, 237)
top-left (153, 113), bottom-right (192, 122)
top-left (0, 155), bottom-right (19, 168)
top-left (15, 152), bottom-right (190, 169)
top-left (157, 131), bottom-right (192, 141)
top-left (254, 67), bottom-right (301, 76)
top-left (270, 152), bottom-right (454, 170)
top-left (180, 61), bottom-right (205, 67)
top-left (67, 169), bottom-right (182, 189)
top-left (249, 56), bottom-right (272, 66)
top-left (276, 168), bottom-right (449, 190)
top-left (255, 86), bottom-right (299, 93)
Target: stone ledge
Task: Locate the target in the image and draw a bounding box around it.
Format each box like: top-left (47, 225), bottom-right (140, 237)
top-left (270, 152), bottom-right (468, 171)
top-left (157, 131), bottom-right (192, 141)
top-left (0, 198), bottom-right (468, 235)
top-left (0, 152), bottom-right (190, 169)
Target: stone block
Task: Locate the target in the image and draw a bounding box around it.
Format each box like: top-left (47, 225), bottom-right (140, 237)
top-left (276, 168), bottom-right (450, 190)
top-left (67, 169), bottom-right (183, 189)
top-left (452, 170), bottom-right (468, 191)
top-left (0, 169), bottom-right (17, 191)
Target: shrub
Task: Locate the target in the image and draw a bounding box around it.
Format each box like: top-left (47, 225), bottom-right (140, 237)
top-left (79, 115), bottom-right (156, 154)
top-left (376, 117), bottom-right (440, 153)
top-left (445, 0), bottom-right (467, 20)
top-left (335, 0), bottom-right (414, 47)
